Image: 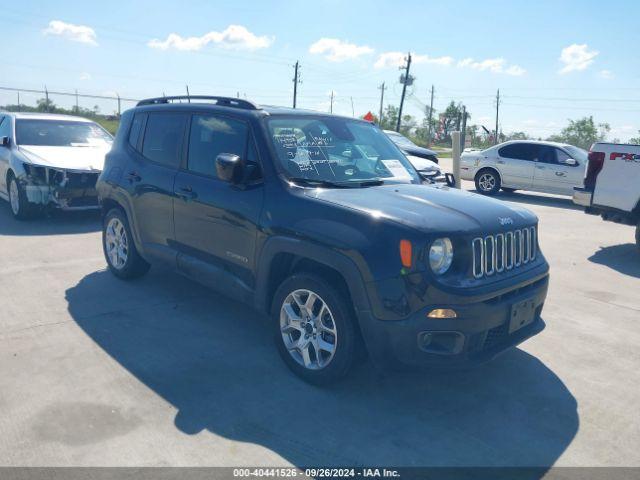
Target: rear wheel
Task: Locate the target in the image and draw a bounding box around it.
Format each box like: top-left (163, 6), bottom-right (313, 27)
top-left (102, 208), bottom-right (150, 279)
top-left (272, 273), bottom-right (357, 385)
top-left (7, 175), bottom-right (37, 220)
top-left (475, 169), bottom-right (501, 195)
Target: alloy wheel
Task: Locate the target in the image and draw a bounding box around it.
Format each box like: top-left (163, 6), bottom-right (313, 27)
top-left (9, 180), bottom-right (20, 215)
top-left (478, 173), bottom-right (496, 192)
top-left (280, 289), bottom-right (338, 370)
top-left (105, 217), bottom-right (129, 270)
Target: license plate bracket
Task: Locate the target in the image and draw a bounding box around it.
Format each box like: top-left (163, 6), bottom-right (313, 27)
top-left (509, 297), bottom-right (537, 334)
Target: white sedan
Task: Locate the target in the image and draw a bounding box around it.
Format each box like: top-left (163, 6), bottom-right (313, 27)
top-left (460, 140), bottom-right (588, 196)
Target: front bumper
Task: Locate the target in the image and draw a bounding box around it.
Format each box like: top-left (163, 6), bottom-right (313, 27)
top-left (358, 272), bottom-right (549, 369)
top-left (573, 187), bottom-right (593, 207)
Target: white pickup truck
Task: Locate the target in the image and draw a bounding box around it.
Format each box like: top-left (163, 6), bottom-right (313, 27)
top-left (573, 142), bottom-right (640, 250)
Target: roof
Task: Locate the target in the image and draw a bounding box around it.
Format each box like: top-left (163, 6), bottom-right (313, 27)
top-left (2, 111), bottom-right (95, 122)
top-left (494, 139), bottom-right (576, 149)
top-left (133, 96), bottom-right (365, 122)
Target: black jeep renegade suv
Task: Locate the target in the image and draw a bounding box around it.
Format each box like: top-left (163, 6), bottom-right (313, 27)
top-left (97, 95), bottom-right (549, 384)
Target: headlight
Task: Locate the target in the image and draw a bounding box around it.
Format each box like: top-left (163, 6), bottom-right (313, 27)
top-left (429, 238), bottom-right (453, 274)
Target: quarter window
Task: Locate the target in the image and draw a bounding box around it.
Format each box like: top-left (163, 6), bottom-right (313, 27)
top-left (187, 114), bottom-right (248, 178)
top-left (128, 113), bottom-right (144, 151)
top-left (555, 149), bottom-right (572, 165)
top-left (141, 113), bottom-right (188, 168)
top-left (0, 116), bottom-right (10, 138)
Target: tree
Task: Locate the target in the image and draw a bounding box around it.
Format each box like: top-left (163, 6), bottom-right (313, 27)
top-left (547, 116), bottom-right (610, 150)
top-left (504, 131), bottom-right (531, 141)
top-left (629, 130), bottom-right (640, 144)
top-left (36, 97), bottom-right (57, 113)
top-left (379, 104), bottom-right (398, 131)
top-left (439, 101), bottom-right (463, 143)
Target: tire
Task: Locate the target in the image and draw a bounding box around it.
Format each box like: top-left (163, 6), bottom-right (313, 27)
top-left (475, 169), bottom-right (501, 195)
top-left (272, 273), bottom-right (358, 385)
top-left (102, 207), bottom-right (150, 279)
top-left (502, 187), bottom-right (517, 193)
top-left (7, 175), bottom-right (37, 220)
top-left (636, 220), bottom-right (640, 252)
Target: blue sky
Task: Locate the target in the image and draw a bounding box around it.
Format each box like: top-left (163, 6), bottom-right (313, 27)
top-left (1, 0), bottom-right (638, 140)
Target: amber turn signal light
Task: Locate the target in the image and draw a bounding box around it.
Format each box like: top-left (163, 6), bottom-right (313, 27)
top-left (399, 240), bottom-right (413, 268)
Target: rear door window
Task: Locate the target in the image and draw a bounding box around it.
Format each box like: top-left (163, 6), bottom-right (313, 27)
top-left (498, 143), bottom-right (538, 161)
top-left (141, 112), bottom-right (188, 168)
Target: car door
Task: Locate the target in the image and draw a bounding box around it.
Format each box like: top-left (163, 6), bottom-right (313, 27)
top-left (533, 146), bottom-right (582, 195)
top-left (126, 111), bottom-right (188, 263)
top-left (173, 113), bottom-right (264, 297)
top-left (0, 115), bottom-right (11, 195)
top-left (495, 143), bottom-right (536, 189)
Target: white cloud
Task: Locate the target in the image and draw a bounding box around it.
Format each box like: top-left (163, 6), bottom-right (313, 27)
top-left (559, 44), bottom-right (598, 74)
top-left (457, 57), bottom-right (525, 76)
top-left (43, 20), bottom-right (98, 46)
top-left (309, 38), bottom-right (373, 62)
top-left (148, 25), bottom-right (274, 51)
top-left (79, 72), bottom-right (91, 81)
top-left (374, 51), bottom-right (453, 69)
top-left (599, 69), bottom-right (614, 79)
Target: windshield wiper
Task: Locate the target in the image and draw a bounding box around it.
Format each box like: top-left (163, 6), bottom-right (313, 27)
top-left (286, 177), bottom-right (384, 188)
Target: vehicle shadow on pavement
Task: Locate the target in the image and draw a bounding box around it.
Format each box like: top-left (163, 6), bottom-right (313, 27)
top-left (0, 201), bottom-right (101, 236)
top-left (66, 269), bottom-right (579, 470)
top-left (476, 191), bottom-right (582, 211)
top-left (588, 243), bottom-right (640, 279)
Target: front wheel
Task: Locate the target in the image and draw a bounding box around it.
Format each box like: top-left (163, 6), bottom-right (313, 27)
top-left (8, 175), bottom-right (38, 220)
top-left (475, 169), bottom-right (501, 195)
top-left (102, 208), bottom-right (150, 279)
top-left (272, 274), bottom-right (358, 385)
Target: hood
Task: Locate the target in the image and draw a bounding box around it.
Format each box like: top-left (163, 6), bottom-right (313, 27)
top-left (400, 145), bottom-right (438, 159)
top-left (304, 183), bottom-right (537, 234)
top-left (18, 144), bottom-right (111, 172)
top-left (406, 155), bottom-right (441, 172)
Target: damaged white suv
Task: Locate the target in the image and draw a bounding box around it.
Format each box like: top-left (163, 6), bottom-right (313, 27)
top-left (0, 112), bottom-right (113, 219)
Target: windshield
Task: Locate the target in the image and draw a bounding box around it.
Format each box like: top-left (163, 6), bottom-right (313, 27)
top-left (565, 145), bottom-right (588, 163)
top-left (267, 116), bottom-right (420, 185)
top-left (386, 131), bottom-right (416, 148)
top-left (16, 119), bottom-right (113, 147)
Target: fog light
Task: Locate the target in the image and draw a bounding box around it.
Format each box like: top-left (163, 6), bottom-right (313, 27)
top-left (427, 308), bottom-right (457, 319)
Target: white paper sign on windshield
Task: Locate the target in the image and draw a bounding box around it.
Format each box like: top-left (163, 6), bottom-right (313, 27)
top-left (381, 159), bottom-right (412, 180)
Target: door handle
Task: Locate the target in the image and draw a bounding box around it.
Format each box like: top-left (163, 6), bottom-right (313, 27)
top-left (127, 171), bottom-right (142, 182)
top-left (176, 186), bottom-right (197, 201)
top-left (536, 166), bottom-right (545, 170)
top-left (555, 171), bottom-right (566, 177)
top-left (497, 160), bottom-right (505, 164)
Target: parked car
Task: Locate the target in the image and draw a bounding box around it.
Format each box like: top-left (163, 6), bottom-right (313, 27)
top-left (97, 96), bottom-right (549, 384)
top-left (384, 129), bottom-right (439, 163)
top-left (0, 112), bottom-right (113, 219)
top-left (461, 140), bottom-right (588, 196)
top-left (573, 142), bottom-right (640, 250)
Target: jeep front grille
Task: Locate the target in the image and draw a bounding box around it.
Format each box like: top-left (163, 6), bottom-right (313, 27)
top-left (472, 226), bottom-right (537, 279)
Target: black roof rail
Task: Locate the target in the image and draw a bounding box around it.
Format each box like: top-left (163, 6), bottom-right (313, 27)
top-left (136, 95), bottom-right (259, 110)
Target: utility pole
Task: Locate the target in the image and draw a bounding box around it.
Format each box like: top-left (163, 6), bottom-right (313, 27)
top-left (117, 93), bottom-right (121, 117)
top-left (292, 60), bottom-right (300, 109)
top-left (350, 96), bottom-right (354, 117)
top-left (427, 85), bottom-right (434, 145)
top-left (44, 86), bottom-right (49, 113)
top-left (17, 91), bottom-right (20, 112)
top-left (330, 90), bottom-right (334, 113)
top-left (186, 85), bottom-right (191, 102)
top-left (460, 105), bottom-right (468, 152)
top-left (495, 89), bottom-right (500, 145)
top-left (378, 81), bottom-right (386, 125)
top-left (396, 52), bottom-right (412, 132)
top-left (75, 89), bottom-right (79, 112)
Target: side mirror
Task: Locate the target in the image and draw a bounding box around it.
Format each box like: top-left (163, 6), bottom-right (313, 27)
top-left (564, 158), bottom-right (578, 166)
top-left (215, 153), bottom-right (243, 183)
top-left (0, 136), bottom-right (9, 147)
